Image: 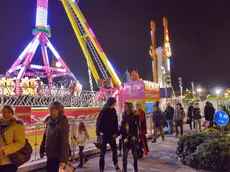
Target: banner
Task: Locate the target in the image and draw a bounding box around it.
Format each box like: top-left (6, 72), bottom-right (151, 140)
top-left (15, 106), bottom-right (31, 123)
top-left (124, 81), bottom-right (145, 100)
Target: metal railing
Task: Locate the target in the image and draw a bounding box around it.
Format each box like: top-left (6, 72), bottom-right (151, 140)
top-left (24, 114), bottom-right (153, 163)
top-left (0, 85), bottom-right (110, 108)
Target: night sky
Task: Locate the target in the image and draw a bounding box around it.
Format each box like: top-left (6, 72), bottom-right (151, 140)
top-left (0, 0), bottom-right (230, 90)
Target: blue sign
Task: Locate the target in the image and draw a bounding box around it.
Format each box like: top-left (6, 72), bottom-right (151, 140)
top-left (214, 110), bottom-right (229, 126)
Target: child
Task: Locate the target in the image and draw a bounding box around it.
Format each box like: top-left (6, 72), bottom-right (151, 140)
top-left (74, 122), bottom-right (90, 168)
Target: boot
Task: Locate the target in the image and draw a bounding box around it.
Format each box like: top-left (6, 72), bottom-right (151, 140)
top-left (115, 164), bottom-right (121, 171)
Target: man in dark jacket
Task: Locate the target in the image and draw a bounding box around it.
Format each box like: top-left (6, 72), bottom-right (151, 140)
top-left (187, 102), bottom-right (195, 130)
top-left (96, 97), bottom-right (120, 172)
top-left (152, 104), bottom-right (164, 142)
top-left (193, 103), bottom-right (202, 132)
top-left (164, 103), bottom-right (174, 134)
top-left (204, 102), bottom-right (215, 127)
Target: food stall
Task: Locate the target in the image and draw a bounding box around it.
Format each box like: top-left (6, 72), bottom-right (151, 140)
top-left (124, 80), bottom-right (160, 113)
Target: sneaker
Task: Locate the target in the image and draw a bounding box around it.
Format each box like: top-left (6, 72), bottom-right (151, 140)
top-left (84, 158), bottom-right (89, 163)
top-left (118, 151), bottom-right (122, 157)
top-left (77, 164), bottom-right (83, 168)
top-left (162, 137), bottom-right (165, 141)
top-left (152, 138), bottom-right (156, 143)
top-left (115, 164), bottom-right (121, 171)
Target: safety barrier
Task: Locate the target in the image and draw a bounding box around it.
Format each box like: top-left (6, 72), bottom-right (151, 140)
top-left (0, 85), bottom-right (110, 107)
top-left (23, 114), bottom-right (153, 163)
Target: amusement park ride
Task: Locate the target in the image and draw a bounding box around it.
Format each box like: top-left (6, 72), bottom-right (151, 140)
top-left (0, 0), bottom-right (124, 112)
top-left (0, 0), bottom-right (171, 120)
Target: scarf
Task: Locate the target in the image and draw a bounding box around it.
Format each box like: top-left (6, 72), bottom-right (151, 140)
top-left (0, 117), bottom-right (17, 132)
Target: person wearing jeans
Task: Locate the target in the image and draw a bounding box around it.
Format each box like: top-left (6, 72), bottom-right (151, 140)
top-left (175, 120), bottom-right (183, 136)
top-left (96, 97), bottom-right (120, 172)
top-left (164, 103), bottom-right (174, 134)
top-left (193, 103), bottom-right (202, 133)
top-left (173, 103), bottom-right (185, 137)
top-left (187, 102), bottom-right (195, 130)
top-left (120, 102), bottom-right (139, 172)
top-left (99, 136), bottom-right (118, 171)
top-left (152, 104), bottom-right (165, 142)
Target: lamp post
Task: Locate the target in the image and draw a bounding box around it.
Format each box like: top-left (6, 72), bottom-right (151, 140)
top-left (216, 88), bottom-right (222, 110)
top-left (197, 88), bottom-right (202, 103)
top-left (178, 77), bottom-right (183, 104)
top-left (161, 66), bottom-right (167, 106)
top-left (191, 82), bottom-right (195, 99)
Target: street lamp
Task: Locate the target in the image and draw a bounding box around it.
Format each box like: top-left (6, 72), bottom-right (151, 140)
top-left (216, 88), bottom-right (221, 95)
top-left (197, 88), bottom-right (202, 103)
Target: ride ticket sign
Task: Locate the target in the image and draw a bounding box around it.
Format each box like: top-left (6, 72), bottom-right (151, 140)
top-left (124, 80), bottom-right (160, 101)
top-left (15, 106), bottom-right (32, 123)
top-left (214, 110), bottom-right (229, 126)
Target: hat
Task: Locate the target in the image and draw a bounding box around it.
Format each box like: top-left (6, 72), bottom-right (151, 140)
top-left (106, 97), bottom-right (116, 106)
top-left (177, 103), bottom-right (182, 107)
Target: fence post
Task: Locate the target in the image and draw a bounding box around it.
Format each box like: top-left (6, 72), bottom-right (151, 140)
top-left (1, 85), bottom-right (4, 107)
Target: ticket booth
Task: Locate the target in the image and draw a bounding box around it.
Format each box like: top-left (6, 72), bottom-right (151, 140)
top-left (124, 80), bottom-right (160, 112)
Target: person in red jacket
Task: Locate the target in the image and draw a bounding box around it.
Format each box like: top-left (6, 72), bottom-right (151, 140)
top-left (136, 102), bottom-right (149, 157)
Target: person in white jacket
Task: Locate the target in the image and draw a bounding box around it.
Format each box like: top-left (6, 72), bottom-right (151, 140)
top-left (74, 122), bottom-right (89, 168)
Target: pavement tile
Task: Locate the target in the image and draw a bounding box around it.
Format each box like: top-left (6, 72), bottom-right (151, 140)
top-left (32, 126), bottom-right (203, 172)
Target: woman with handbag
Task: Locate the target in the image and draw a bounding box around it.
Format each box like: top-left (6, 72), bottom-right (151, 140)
top-left (40, 102), bottom-right (70, 172)
top-left (0, 105), bottom-right (26, 172)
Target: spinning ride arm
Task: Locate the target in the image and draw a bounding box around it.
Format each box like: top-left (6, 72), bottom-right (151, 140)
top-left (60, 0), bottom-right (121, 87)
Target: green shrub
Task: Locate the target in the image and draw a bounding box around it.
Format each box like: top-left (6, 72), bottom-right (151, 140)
top-left (185, 137), bottom-right (230, 171)
top-left (176, 130), bottom-right (220, 164)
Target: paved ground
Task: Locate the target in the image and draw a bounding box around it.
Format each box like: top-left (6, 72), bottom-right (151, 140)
top-left (74, 135), bottom-right (198, 172)
top-left (32, 126), bottom-right (202, 172)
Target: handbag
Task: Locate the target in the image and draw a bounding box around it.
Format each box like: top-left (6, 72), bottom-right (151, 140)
top-left (186, 119), bottom-right (191, 124)
top-left (59, 161), bottom-right (76, 172)
top-left (202, 120), bottom-right (210, 128)
top-left (1, 123), bottom-right (32, 167)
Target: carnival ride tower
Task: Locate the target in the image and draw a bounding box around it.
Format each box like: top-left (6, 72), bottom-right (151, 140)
top-left (6, 0), bottom-right (78, 89)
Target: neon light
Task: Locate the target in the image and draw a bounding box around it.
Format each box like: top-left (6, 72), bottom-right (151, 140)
top-left (43, 46), bottom-right (50, 65)
top-left (30, 64), bottom-right (67, 72)
top-left (85, 22), bottom-right (104, 53)
top-left (19, 43), bottom-right (33, 60)
top-left (164, 42), bottom-right (171, 57)
top-left (31, 64), bottom-right (43, 70)
top-left (36, 0), bottom-right (48, 28)
top-left (57, 68), bottom-right (67, 72)
top-left (8, 66), bottom-right (22, 73)
top-left (167, 58), bottom-right (171, 71)
top-left (56, 62), bottom-right (62, 68)
top-left (46, 41), bottom-right (61, 59)
top-left (17, 67), bottom-right (25, 79)
top-left (107, 61), bottom-right (121, 86)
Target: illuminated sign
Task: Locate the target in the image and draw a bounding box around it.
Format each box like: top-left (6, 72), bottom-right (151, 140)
top-left (124, 80), bottom-right (160, 100)
top-left (164, 42), bottom-right (171, 57)
top-left (36, 0), bottom-right (48, 28)
top-left (167, 58), bottom-right (171, 71)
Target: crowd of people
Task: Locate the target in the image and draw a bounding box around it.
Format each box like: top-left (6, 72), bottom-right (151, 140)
top-left (0, 98), bottom-right (229, 172)
top-left (96, 98), bottom-right (149, 172)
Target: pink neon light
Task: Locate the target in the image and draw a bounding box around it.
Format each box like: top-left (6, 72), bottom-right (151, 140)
top-left (37, 0), bottom-right (48, 9)
top-left (10, 37), bottom-right (37, 70)
top-left (85, 22), bottom-right (104, 53)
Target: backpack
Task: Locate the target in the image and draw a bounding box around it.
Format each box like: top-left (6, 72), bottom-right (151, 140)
top-left (2, 122), bottom-right (32, 167)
